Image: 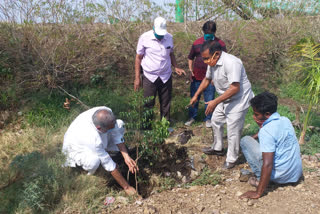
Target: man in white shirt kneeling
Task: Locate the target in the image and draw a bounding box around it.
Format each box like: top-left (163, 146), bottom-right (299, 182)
top-left (62, 106), bottom-right (138, 196)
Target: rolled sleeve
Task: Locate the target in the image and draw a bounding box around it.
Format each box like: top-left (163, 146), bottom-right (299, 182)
top-left (259, 129), bottom-right (276, 153)
top-left (95, 137), bottom-right (116, 171)
top-left (205, 66), bottom-right (213, 80)
top-left (136, 35), bottom-right (145, 55)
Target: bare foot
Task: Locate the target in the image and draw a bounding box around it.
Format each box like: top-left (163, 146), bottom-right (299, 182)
top-left (248, 176), bottom-right (259, 187)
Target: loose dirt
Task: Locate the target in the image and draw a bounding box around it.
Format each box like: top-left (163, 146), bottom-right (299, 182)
top-left (111, 124), bottom-right (320, 214)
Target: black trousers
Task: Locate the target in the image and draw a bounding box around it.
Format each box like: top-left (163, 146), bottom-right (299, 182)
top-left (142, 74), bottom-right (172, 122)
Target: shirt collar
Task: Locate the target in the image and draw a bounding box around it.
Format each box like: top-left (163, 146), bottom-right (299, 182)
top-left (262, 112), bottom-right (280, 126)
top-left (216, 51), bottom-right (224, 66)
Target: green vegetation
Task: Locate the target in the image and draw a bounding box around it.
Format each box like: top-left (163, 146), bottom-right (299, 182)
top-left (191, 167), bottom-right (221, 186)
top-left (0, 1), bottom-right (320, 212)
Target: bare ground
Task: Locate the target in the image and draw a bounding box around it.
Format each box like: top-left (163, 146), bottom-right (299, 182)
top-left (109, 124), bottom-right (320, 214)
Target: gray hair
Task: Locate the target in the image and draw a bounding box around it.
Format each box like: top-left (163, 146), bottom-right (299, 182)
top-left (92, 109), bottom-right (116, 129)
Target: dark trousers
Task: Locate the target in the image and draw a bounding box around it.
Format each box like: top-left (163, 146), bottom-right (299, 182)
top-left (142, 74), bottom-right (172, 122)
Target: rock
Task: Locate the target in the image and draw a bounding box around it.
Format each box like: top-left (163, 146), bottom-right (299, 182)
top-left (177, 171), bottom-right (182, 178)
top-left (189, 170), bottom-right (199, 180)
top-left (144, 205), bottom-right (157, 214)
top-left (177, 130), bottom-right (194, 144)
top-left (310, 156), bottom-right (318, 162)
top-left (236, 191), bottom-right (243, 197)
top-left (247, 200), bottom-right (254, 206)
top-left (302, 155), bottom-right (310, 161)
top-left (116, 196), bottom-right (128, 205)
top-left (242, 198), bottom-right (249, 202)
top-left (193, 154), bottom-right (206, 172)
top-left (278, 187), bottom-right (285, 191)
top-left (220, 190), bottom-right (226, 194)
top-left (17, 111), bottom-right (23, 116)
top-left (164, 172), bottom-right (171, 177)
top-left (135, 200), bottom-right (143, 206)
top-left (176, 159), bottom-right (181, 164)
top-left (182, 176), bottom-right (187, 183)
top-left (211, 209), bottom-right (220, 214)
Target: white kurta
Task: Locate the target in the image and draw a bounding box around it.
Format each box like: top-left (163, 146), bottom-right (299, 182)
top-left (62, 106), bottom-right (124, 172)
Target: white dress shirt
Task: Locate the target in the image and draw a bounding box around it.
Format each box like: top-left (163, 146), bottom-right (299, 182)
top-left (62, 106), bottom-right (124, 171)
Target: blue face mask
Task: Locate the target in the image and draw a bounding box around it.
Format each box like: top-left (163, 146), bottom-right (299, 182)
top-left (204, 34), bottom-right (215, 41)
top-left (153, 27), bottom-right (164, 40)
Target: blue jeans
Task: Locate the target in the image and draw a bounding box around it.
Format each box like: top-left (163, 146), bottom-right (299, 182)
top-left (240, 136), bottom-right (263, 179)
top-left (189, 80), bottom-right (215, 121)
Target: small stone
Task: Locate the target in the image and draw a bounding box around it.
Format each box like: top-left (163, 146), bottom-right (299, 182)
top-left (176, 159), bottom-right (182, 164)
top-left (278, 187), bottom-right (285, 191)
top-left (135, 200), bottom-right (143, 206)
top-left (17, 111), bottom-right (23, 116)
top-left (296, 184), bottom-right (304, 189)
top-left (164, 172), bottom-right (171, 177)
top-left (220, 190), bottom-right (226, 194)
top-left (177, 171), bottom-right (182, 178)
top-left (116, 196), bottom-right (128, 204)
top-left (143, 205), bottom-right (157, 214)
top-left (302, 155), bottom-right (310, 161)
top-left (310, 156), bottom-right (318, 162)
top-left (182, 176), bottom-right (187, 183)
top-left (190, 170), bottom-right (199, 180)
top-left (247, 200), bottom-right (254, 206)
top-left (242, 198), bottom-right (249, 202)
top-left (211, 209), bottom-right (220, 214)
top-left (236, 191), bottom-right (243, 197)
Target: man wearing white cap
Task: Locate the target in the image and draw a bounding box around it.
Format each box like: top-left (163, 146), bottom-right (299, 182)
top-left (134, 17), bottom-right (185, 123)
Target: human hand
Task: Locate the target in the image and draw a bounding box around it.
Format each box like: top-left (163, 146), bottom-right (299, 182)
top-left (134, 78), bottom-right (141, 91)
top-left (205, 100), bottom-right (217, 115)
top-left (189, 96), bottom-right (198, 107)
top-left (175, 67), bottom-right (186, 76)
top-left (240, 191), bottom-right (261, 199)
top-left (189, 70), bottom-right (194, 82)
top-left (124, 186), bottom-right (137, 196)
top-left (124, 156), bottom-right (139, 174)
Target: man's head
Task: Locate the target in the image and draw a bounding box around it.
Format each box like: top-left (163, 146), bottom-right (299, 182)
top-left (92, 109), bottom-right (116, 133)
top-left (153, 16), bottom-right (167, 40)
top-left (250, 92), bottom-right (278, 126)
top-left (200, 40), bottom-right (222, 67)
top-left (202, 21), bottom-right (216, 41)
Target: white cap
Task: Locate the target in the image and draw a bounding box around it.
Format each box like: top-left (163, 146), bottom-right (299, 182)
top-left (154, 17), bottom-right (167, 36)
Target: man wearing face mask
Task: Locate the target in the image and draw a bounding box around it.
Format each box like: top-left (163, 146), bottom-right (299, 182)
top-left (189, 40), bottom-right (254, 169)
top-left (240, 92), bottom-right (303, 199)
top-left (62, 106), bottom-right (139, 196)
top-left (185, 21), bottom-right (226, 128)
top-left (134, 17), bottom-right (185, 123)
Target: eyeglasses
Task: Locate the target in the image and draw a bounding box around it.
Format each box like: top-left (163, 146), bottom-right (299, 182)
top-left (203, 51), bottom-right (217, 63)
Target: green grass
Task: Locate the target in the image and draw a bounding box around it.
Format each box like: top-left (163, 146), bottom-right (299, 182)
top-left (191, 167), bottom-right (221, 186)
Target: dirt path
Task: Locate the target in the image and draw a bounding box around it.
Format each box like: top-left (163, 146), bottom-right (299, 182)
top-left (111, 125), bottom-right (320, 214)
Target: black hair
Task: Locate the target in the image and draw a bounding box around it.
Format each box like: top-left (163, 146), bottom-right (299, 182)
top-left (250, 91), bottom-right (278, 114)
top-left (200, 40), bottom-right (222, 54)
top-left (202, 21), bottom-right (216, 34)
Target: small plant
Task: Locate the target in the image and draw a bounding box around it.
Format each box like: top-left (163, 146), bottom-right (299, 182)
top-left (191, 167), bottom-right (220, 186)
top-left (290, 38), bottom-right (320, 144)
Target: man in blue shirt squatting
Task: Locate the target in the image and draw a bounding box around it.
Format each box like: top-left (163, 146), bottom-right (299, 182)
top-left (240, 92), bottom-right (303, 199)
